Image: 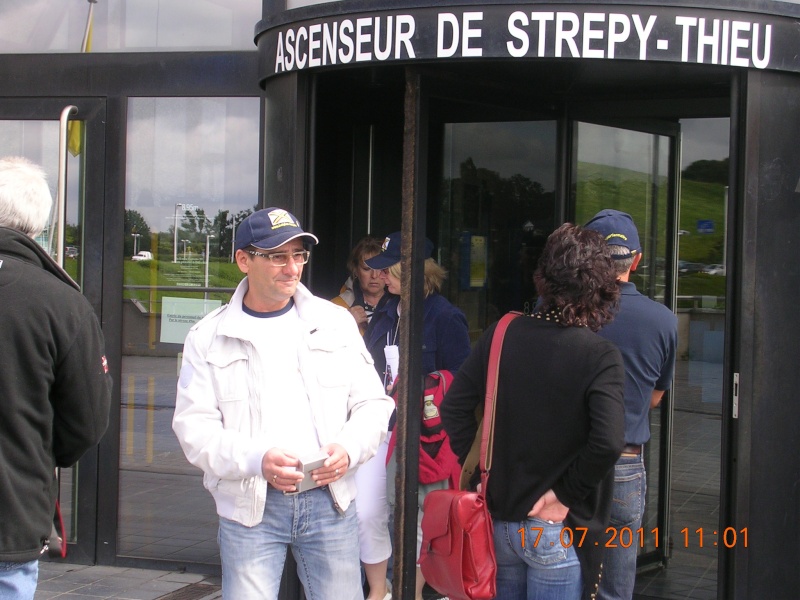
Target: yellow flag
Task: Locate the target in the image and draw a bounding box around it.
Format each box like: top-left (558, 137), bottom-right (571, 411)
top-left (68, 2), bottom-right (94, 157)
top-left (67, 122), bottom-right (83, 157)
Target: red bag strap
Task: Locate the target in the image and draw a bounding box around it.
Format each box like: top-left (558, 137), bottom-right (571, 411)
top-left (479, 311), bottom-right (522, 496)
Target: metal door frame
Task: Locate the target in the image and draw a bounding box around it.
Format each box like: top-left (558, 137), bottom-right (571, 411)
top-left (0, 96), bottom-right (107, 563)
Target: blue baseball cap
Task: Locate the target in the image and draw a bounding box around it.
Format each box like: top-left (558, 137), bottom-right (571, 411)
top-left (584, 209), bottom-right (641, 259)
top-left (364, 231), bottom-right (434, 270)
top-left (234, 207), bottom-right (319, 253)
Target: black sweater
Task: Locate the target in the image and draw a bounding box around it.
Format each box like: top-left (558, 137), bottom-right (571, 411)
top-left (442, 315), bottom-right (625, 598)
top-left (0, 228), bottom-right (112, 562)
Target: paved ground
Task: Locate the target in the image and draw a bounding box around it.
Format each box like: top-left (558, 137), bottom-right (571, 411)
top-left (35, 562), bottom-right (221, 600)
top-left (35, 562), bottom-right (458, 599)
top-left (40, 355), bottom-right (720, 600)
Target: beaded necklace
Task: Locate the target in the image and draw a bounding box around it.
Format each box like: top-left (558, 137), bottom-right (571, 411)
top-left (531, 307), bottom-right (562, 323)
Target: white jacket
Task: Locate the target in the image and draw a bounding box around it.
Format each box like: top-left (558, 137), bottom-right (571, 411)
top-left (172, 279), bottom-right (394, 527)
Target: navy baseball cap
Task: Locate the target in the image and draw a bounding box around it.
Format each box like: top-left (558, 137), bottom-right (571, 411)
top-left (584, 209), bottom-right (641, 259)
top-left (364, 231), bottom-right (434, 270)
top-left (234, 207), bottom-right (319, 253)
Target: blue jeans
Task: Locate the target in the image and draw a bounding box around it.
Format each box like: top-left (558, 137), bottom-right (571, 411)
top-left (0, 560), bottom-right (38, 600)
top-left (597, 454), bottom-right (646, 600)
top-left (494, 518), bottom-right (582, 600)
top-left (218, 486), bottom-right (362, 600)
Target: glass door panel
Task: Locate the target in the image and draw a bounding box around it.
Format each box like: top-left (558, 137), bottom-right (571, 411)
top-left (0, 97), bottom-right (104, 561)
top-left (435, 120), bottom-right (558, 335)
top-left (644, 117), bottom-right (728, 598)
top-left (0, 120), bottom-right (84, 282)
top-left (573, 121), bottom-right (676, 570)
top-left (120, 96), bottom-right (259, 564)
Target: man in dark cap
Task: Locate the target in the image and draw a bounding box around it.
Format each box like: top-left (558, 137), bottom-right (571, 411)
top-left (584, 209), bottom-right (678, 600)
top-left (173, 207), bottom-right (394, 600)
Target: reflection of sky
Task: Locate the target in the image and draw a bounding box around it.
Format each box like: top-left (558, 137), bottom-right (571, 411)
top-left (0, 0), bottom-right (261, 53)
top-left (0, 120), bottom-right (80, 222)
top-left (445, 122), bottom-right (557, 190)
top-left (288, 0), bottom-right (341, 8)
top-left (445, 118), bottom-right (729, 190)
top-left (680, 118), bottom-right (730, 168)
top-left (126, 98), bottom-right (260, 232)
top-left (577, 119), bottom-right (729, 172)
top-left (577, 122), bottom-right (670, 174)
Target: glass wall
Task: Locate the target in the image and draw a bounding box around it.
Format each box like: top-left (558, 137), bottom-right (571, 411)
top-left (119, 96), bottom-right (259, 562)
top-left (642, 117), bottom-right (729, 599)
top-left (437, 121), bottom-right (558, 337)
top-left (0, 118), bottom-right (85, 543)
top-left (573, 122), bottom-right (672, 302)
top-left (0, 0), bottom-right (261, 53)
top-left (573, 121), bottom-right (673, 565)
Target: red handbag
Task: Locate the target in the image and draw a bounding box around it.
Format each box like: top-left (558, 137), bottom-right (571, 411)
top-left (419, 312), bottom-right (520, 600)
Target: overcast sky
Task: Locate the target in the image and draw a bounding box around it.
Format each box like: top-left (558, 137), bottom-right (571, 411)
top-left (681, 118), bottom-right (730, 168)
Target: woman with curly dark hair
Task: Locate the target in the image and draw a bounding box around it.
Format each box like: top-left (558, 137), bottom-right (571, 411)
top-left (442, 223), bottom-right (626, 600)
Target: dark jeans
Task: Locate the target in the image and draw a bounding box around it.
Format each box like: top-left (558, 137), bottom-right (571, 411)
top-left (597, 454), bottom-right (646, 600)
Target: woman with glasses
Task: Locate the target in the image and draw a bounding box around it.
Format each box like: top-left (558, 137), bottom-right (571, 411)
top-left (442, 223), bottom-right (626, 600)
top-left (331, 236), bottom-right (394, 600)
top-left (332, 236), bottom-right (393, 336)
top-left (363, 231), bottom-right (471, 600)
top-left (363, 232), bottom-right (470, 389)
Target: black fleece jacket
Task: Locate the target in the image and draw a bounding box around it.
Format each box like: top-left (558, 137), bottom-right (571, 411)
top-left (0, 228), bottom-right (111, 562)
top-left (442, 315), bottom-right (625, 599)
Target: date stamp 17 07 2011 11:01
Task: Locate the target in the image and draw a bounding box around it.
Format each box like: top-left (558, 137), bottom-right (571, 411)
top-left (518, 526), bottom-right (749, 549)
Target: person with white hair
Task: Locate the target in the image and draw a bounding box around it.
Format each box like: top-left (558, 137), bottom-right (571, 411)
top-left (0, 156), bottom-right (112, 599)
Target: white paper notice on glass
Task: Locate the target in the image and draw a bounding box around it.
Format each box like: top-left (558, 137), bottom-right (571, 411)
top-left (384, 344), bottom-right (399, 388)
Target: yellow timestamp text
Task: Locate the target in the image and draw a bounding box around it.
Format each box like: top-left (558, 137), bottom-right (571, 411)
top-left (517, 526), bottom-right (749, 549)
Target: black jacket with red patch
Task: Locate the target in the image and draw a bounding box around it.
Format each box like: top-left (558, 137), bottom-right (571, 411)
top-left (0, 227), bottom-right (111, 562)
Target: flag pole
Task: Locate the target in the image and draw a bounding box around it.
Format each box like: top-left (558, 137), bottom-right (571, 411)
top-left (81, 0), bottom-right (98, 53)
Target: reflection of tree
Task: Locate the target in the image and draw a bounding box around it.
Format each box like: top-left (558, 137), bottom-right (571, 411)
top-left (683, 158), bottom-right (728, 184)
top-left (181, 207), bottom-right (213, 239)
top-left (65, 223), bottom-right (80, 247)
top-left (212, 209), bottom-right (252, 259)
top-left (443, 158), bottom-right (554, 319)
top-left (173, 207), bottom-right (254, 259)
top-left (124, 209), bottom-right (152, 256)
top-left (171, 207), bottom-right (213, 258)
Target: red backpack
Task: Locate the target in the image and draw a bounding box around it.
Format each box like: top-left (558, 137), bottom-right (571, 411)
top-left (387, 370), bottom-right (461, 487)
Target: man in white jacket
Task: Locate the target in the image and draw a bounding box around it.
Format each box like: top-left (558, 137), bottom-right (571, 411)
top-left (173, 207), bottom-right (394, 600)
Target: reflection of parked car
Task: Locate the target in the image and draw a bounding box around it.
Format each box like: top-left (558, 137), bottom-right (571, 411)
top-left (703, 263), bottom-right (726, 275)
top-left (65, 246), bottom-right (79, 258)
top-left (678, 261), bottom-right (705, 274)
top-left (131, 251), bottom-right (153, 262)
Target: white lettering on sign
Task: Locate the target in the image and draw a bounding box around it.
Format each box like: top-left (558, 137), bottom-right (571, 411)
top-left (273, 9), bottom-right (775, 74)
top-left (276, 15), bottom-right (416, 72)
top-left (438, 13), bottom-right (459, 57)
top-left (607, 13), bottom-right (630, 59)
top-left (676, 16), bottom-right (771, 68)
top-left (437, 12), bottom-right (484, 57)
top-left (633, 15), bottom-right (657, 60)
top-left (583, 13), bottom-right (606, 59)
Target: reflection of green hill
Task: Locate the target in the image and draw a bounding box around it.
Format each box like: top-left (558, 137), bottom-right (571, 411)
top-left (575, 162), bottom-right (726, 261)
top-left (578, 161), bottom-right (657, 185)
top-left (574, 161), bottom-right (728, 301)
top-left (677, 179), bottom-right (726, 264)
top-left (123, 259), bottom-right (242, 306)
top-left (677, 273), bottom-right (726, 305)
top-left (574, 161), bottom-right (670, 253)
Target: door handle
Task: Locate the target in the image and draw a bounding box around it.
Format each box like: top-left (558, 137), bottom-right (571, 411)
top-left (56, 105), bottom-right (78, 267)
